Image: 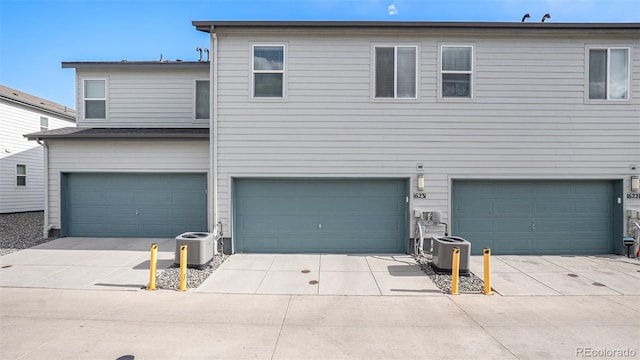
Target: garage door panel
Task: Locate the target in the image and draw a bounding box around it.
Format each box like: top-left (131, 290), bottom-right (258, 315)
top-left (495, 199), bottom-right (532, 216)
top-left (534, 201), bottom-right (572, 214)
top-left (140, 191), bottom-right (170, 203)
top-left (572, 237), bottom-right (610, 252)
top-left (172, 208), bottom-right (206, 220)
top-left (535, 220), bottom-right (572, 232)
top-left (499, 183), bottom-right (533, 197)
top-left (453, 180), bottom-right (614, 255)
top-left (456, 183), bottom-right (494, 198)
top-left (104, 191), bottom-right (139, 205)
top-left (575, 200), bottom-right (610, 214)
top-left (496, 220), bottom-right (531, 232)
top-left (456, 198), bottom-right (493, 214)
top-left (235, 179), bottom-right (406, 253)
top-left (533, 238), bottom-right (572, 252)
top-left (65, 173), bottom-right (207, 238)
top-left (575, 219), bottom-right (610, 232)
top-left (534, 183), bottom-right (571, 197)
top-left (70, 191), bottom-right (104, 204)
top-left (105, 176), bottom-right (138, 189)
top-left (172, 190), bottom-right (205, 204)
top-left (495, 238), bottom-right (534, 253)
top-left (456, 219), bottom-right (493, 233)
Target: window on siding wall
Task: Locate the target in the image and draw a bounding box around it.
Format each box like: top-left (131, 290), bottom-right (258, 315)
top-left (441, 46), bottom-right (473, 98)
top-left (84, 79), bottom-right (106, 119)
top-left (16, 165), bottom-right (26, 186)
top-left (195, 80), bottom-right (210, 119)
top-left (253, 45), bottom-right (285, 98)
top-left (40, 116), bottom-right (48, 131)
top-left (374, 46), bottom-right (417, 99)
top-left (588, 48), bottom-right (629, 100)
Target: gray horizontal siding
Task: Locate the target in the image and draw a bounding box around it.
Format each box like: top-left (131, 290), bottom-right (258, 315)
top-left (0, 100), bottom-right (74, 213)
top-left (214, 31), bottom-right (640, 236)
top-left (76, 69), bottom-right (209, 128)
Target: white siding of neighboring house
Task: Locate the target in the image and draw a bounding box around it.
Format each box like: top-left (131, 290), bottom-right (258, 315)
top-left (45, 140), bottom-right (209, 230)
top-left (75, 69), bottom-right (209, 128)
top-left (0, 100), bottom-right (75, 213)
top-left (212, 29), bottom-right (640, 236)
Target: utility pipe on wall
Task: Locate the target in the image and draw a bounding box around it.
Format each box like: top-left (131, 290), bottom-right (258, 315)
top-left (209, 27), bottom-right (220, 244)
top-left (37, 140), bottom-right (51, 238)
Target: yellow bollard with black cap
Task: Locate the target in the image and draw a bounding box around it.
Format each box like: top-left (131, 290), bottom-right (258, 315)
top-left (451, 247), bottom-right (460, 295)
top-left (179, 245), bottom-right (188, 291)
top-left (483, 248), bottom-right (492, 295)
top-left (147, 243), bottom-right (158, 290)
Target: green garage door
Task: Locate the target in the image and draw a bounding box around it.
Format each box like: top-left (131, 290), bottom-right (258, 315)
top-left (234, 179), bottom-right (407, 253)
top-left (452, 180), bottom-right (616, 255)
top-left (63, 173), bottom-right (207, 237)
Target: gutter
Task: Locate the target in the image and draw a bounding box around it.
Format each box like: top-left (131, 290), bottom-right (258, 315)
top-left (37, 140), bottom-right (54, 237)
top-left (210, 26), bottom-right (219, 243)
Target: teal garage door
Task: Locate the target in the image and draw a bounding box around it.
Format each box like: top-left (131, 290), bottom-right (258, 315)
top-left (234, 179), bottom-right (407, 253)
top-left (63, 173), bottom-right (207, 237)
top-left (452, 180), bottom-right (615, 255)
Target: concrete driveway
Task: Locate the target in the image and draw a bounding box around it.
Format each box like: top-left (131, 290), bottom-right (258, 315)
top-left (1, 238), bottom-right (639, 359)
top-left (196, 253), bottom-right (441, 295)
top-left (469, 254), bottom-right (640, 296)
top-left (0, 237), bottom-right (176, 290)
top-left (1, 237), bottom-right (639, 297)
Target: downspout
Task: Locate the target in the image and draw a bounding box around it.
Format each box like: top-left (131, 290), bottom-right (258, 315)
top-left (210, 26), bottom-right (220, 246)
top-left (37, 140), bottom-right (53, 238)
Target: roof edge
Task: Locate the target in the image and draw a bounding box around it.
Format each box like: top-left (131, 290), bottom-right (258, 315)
top-left (0, 94), bottom-right (76, 121)
top-left (25, 127), bottom-right (210, 141)
top-left (192, 20), bottom-right (640, 32)
top-left (62, 61), bottom-right (210, 70)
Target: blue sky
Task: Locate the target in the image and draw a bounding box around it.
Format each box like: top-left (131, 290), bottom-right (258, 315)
top-left (1, 0), bottom-right (639, 108)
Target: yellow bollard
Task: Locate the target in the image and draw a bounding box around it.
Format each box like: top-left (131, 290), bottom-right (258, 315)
top-left (483, 248), bottom-right (492, 295)
top-left (147, 243), bottom-right (158, 291)
top-left (451, 247), bottom-right (460, 295)
top-left (179, 245), bottom-right (188, 291)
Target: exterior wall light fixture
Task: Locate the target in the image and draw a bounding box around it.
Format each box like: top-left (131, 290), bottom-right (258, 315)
top-left (417, 174), bottom-right (425, 191)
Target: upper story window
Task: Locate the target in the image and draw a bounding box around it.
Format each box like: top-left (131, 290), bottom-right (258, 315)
top-left (16, 164), bottom-right (26, 186)
top-left (195, 80), bottom-right (210, 120)
top-left (83, 79), bottom-right (107, 119)
top-left (374, 45), bottom-right (417, 99)
top-left (440, 45), bottom-right (473, 99)
top-left (252, 45), bottom-right (285, 98)
top-left (588, 47), bottom-right (629, 100)
top-left (40, 116), bottom-right (48, 131)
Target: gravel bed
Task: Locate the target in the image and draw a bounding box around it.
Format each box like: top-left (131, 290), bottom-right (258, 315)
top-left (415, 254), bottom-right (485, 294)
top-left (154, 253), bottom-right (229, 290)
top-left (0, 211), bottom-right (58, 256)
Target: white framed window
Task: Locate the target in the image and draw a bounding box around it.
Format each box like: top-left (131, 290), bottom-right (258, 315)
top-left (40, 116), bottom-right (48, 131)
top-left (374, 45), bottom-right (418, 99)
top-left (16, 164), bottom-right (26, 187)
top-left (83, 79), bottom-right (107, 119)
top-left (440, 45), bottom-right (474, 99)
top-left (587, 47), bottom-right (629, 100)
top-left (195, 80), bottom-right (210, 120)
top-left (252, 44), bottom-right (285, 98)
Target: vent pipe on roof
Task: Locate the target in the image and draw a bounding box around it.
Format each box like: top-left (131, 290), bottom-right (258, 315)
top-left (196, 47), bottom-right (203, 62)
top-left (542, 13), bottom-right (551, 22)
top-left (205, 48), bottom-right (210, 62)
top-left (521, 13), bottom-right (530, 22)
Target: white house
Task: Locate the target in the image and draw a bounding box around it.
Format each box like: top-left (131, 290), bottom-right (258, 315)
top-left (27, 21), bottom-right (640, 255)
top-left (0, 85), bottom-right (76, 213)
